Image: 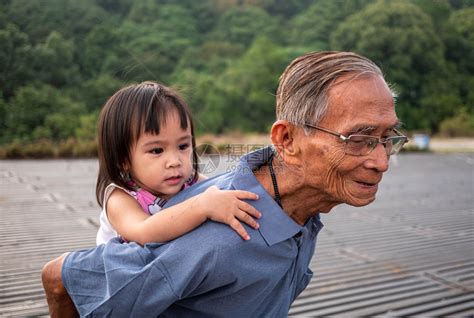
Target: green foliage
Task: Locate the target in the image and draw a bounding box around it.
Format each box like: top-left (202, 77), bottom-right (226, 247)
top-left (411, 0), bottom-right (452, 30)
top-left (439, 107), bottom-right (474, 137)
top-left (445, 8), bottom-right (474, 73)
top-left (210, 6), bottom-right (281, 47)
top-left (197, 37), bottom-right (294, 133)
top-left (8, 0), bottom-right (107, 42)
top-left (1, 0), bottom-right (473, 156)
top-left (330, 0), bottom-right (453, 131)
top-left (0, 138), bottom-right (98, 159)
top-left (0, 23), bottom-right (33, 99)
top-left (244, 0), bottom-right (312, 18)
top-left (4, 84), bottom-right (86, 142)
top-left (289, 0), bottom-right (375, 50)
top-left (78, 74), bottom-right (124, 111)
top-left (32, 31), bottom-right (80, 87)
top-left (75, 112), bottom-right (100, 140)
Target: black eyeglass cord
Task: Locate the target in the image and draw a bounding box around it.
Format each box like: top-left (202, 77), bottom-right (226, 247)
top-left (268, 153), bottom-right (283, 208)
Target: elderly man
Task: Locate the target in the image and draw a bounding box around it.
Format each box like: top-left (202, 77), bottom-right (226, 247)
top-left (42, 51), bottom-right (407, 317)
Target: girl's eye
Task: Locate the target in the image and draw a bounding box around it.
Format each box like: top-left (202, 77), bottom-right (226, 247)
top-left (150, 148), bottom-right (163, 154)
top-left (179, 143), bottom-right (190, 150)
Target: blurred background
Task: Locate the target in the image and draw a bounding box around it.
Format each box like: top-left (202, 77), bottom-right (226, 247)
top-left (0, 0), bottom-right (473, 157)
top-left (1, 0), bottom-right (473, 317)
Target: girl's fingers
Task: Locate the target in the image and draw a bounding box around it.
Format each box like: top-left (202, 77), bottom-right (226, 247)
top-left (238, 201), bottom-right (262, 219)
top-left (228, 219), bottom-right (250, 241)
top-left (232, 190), bottom-right (259, 201)
top-left (236, 210), bottom-right (259, 230)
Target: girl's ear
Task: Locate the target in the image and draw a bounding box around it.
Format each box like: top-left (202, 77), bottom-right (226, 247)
top-left (270, 120), bottom-right (301, 166)
top-left (120, 161), bottom-right (131, 179)
top-left (121, 161), bottom-right (129, 172)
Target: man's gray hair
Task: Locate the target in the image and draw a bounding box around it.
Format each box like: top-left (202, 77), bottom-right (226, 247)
top-left (276, 51), bottom-right (385, 126)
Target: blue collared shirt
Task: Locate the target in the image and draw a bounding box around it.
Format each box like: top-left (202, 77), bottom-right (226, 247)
top-left (63, 147), bottom-right (324, 317)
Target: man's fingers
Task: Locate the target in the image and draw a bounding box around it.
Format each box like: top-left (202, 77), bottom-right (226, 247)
top-left (233, 190), bottom-right (259, 201)
top-left (229, 219), bottom-right (250, 241)
top-left (238, 201), bottom-right (262, 219)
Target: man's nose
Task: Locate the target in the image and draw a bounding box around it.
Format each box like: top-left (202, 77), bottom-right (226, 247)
top-left (364, 143), bottom-right (389, 172)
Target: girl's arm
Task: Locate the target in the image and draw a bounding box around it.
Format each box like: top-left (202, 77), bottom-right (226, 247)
top-left (106, 186), bottom-right (261, 246)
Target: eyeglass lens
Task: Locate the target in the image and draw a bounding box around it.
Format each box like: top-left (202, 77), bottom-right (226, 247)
top-left (345, 136), bottom-right (406, 156)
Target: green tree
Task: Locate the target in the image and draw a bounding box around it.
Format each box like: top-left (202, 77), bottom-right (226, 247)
top-left (0, 97), bottom-right (7, 143)
top-left (289, 0), bottom-right (374, 50)
top-left (243, 0), bottom-right (311, 18)
top-left (444, 8), bottom-right (474, 116)
top-left (127, 0), bottom-right (161, 24)
top-left (34, 105), bottom-right (85, 141)
top-left (32, 31), bottom-right (80, 87)
top-left (4, 84), bottom-right (86, 141)
top-left (448, 0), bottom-right (474, 9)
top-left (331, 0), bottom-right (452, 131)
top-left (77, 74), bottom-right (125, 111)
top-left (8, 0), bottom-right (107, 43)
top-left (201, 37), bottom-right (293, 132)
top-left (96, 0), bottom-right (133, 17)
top-left (81, 23), bottom-right (121, 78)
top-left (439, 107), bottom-right (474, 137)
top-left (0, 23), bottom-right (33, 99)
top-left (174, 41), bottom-right (244, 75)
top-left (78, 74), bottom-right (124, 111)
top-left (210, 6), bottom-right (281, 48)
top-left (102, 5), bottom-right (199, 82)
top-left (173, 69), bottom-right (218, 133)
top-left (75, 112), bottom-right (99, 140)
top-left (445, 8), bottom-right (474, 73)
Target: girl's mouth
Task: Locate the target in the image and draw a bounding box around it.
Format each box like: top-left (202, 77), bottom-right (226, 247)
top-left (165, 175), bottom-right (183, 185)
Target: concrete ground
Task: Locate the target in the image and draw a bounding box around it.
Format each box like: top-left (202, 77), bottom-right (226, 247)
top-left (0, 152), bottom-right (473, 316)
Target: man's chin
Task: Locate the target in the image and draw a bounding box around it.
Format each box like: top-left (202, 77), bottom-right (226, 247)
top-left (346, 195), bottom-right (376, 207)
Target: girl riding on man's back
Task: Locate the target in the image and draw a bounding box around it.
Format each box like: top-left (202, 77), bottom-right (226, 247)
top-left (95, 81), bottom-right (261, 246)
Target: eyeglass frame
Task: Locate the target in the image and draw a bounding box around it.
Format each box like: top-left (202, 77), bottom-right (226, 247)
top-left (302, 123), bottom-right (409, 156)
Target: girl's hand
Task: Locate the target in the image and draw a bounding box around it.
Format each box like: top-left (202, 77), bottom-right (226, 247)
top-left (196, 186), bottom-right (261, 240)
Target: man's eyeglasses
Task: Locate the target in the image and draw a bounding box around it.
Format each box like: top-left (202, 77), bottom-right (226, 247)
top-left (303, 123), bottom-right (408, 156)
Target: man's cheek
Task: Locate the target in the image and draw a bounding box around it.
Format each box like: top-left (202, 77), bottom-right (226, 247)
top-left (323, 150), bottom-right (346, 195)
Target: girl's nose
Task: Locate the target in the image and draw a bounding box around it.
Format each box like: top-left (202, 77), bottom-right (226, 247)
top-left (165, 154), bottom-right (182, 169)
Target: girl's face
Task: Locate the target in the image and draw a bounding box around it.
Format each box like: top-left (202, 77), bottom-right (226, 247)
top-left (127, 111), bottom-right (194, 199)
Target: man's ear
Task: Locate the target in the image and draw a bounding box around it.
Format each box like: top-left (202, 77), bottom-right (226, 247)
top-left (271, 120), bottom-right (301, 165)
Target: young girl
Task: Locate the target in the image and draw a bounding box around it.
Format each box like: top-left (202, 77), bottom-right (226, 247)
top-left (95, 81), bottom-right (261, 246)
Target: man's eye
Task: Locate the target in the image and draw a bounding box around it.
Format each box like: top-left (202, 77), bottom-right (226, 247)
top-left (150, 148), bottom-right (163, 154)
top-left (179, 143), bottom-right (190, 150)
top-left (384, 129), bottom-right (398, 138)
top-left (348, 136), bottom-right (367, 144)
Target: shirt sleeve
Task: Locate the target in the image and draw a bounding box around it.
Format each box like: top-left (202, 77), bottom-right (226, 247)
top-left (64, 233), bottom-right (220, 317)
top-left (88, 261), bottom-right (180, 317)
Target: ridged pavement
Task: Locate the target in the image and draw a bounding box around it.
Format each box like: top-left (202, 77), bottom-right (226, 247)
top-left (0, 153), bottom-right (473, 317)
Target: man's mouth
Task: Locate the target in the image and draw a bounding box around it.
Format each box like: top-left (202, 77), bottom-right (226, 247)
top-left (355, 181), bottom-right (377, 187)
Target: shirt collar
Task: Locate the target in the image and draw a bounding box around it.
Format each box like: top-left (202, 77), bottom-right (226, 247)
top-left (231, 146), bottom-right (303, 246)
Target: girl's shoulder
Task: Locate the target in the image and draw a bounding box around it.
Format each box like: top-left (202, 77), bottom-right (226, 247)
top-left (103, 183), bottom-right (132, 203)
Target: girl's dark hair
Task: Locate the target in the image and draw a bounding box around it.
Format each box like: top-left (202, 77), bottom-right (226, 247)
top-left (96, 81), bottom-right (199, 207)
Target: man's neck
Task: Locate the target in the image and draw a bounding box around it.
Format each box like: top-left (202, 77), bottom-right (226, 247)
top-left (254, 158), bottom-right (338, 225)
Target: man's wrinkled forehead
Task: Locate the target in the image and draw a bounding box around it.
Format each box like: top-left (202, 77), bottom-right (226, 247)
top-left (323, 73), bottom-right (397, 132)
